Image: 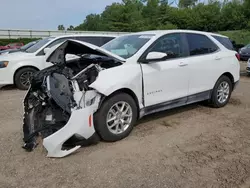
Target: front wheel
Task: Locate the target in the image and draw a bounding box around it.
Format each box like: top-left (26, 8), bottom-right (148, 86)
top-left (210, 75), bottom-right (233, 108)
top-left (94, 93), bottom-right (138, 142)
top-left (14, 67), bottom-right (38, 90)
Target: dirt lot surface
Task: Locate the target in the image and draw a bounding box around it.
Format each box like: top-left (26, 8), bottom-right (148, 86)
top-left (0, 63), bottom-right (250, 188)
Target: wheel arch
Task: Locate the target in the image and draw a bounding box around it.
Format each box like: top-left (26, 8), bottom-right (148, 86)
top-left (98, 88), bottom-right (140, 120)
top-left (220, 72), bottom-right (235, 89)
top-left (13, 66), bottom-right (40, 84)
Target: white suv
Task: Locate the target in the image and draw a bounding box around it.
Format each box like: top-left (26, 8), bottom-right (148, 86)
top-left (0, 34), bottom-right (117, 90)
top-left (22, 30), bottom-right (240, 157)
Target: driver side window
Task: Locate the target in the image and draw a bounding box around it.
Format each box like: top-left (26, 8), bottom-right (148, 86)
top-left (146, 33), bottom-right (185, 60)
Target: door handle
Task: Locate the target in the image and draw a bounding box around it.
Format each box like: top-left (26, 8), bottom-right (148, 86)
top-left (215, 56), bottom-right (221, 60)
top-left (179, 62), bottom-right (188, 67)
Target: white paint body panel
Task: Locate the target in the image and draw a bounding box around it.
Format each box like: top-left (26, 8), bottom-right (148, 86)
top-left (187, 35), bottom-right (240, 95)
top-left (141, 58), bottom-right (189, 106)
top-left (186, 51), bottom-right (240, 95)
top-left (90, 63), bottom-right (144, 108)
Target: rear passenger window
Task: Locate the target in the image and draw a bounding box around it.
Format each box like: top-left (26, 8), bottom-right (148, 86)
top-left (186, 33), bottom-right (218, 56)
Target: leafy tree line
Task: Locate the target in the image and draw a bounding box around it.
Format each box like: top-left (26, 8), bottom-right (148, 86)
top-left (58, 0), bottom-right (250, 33)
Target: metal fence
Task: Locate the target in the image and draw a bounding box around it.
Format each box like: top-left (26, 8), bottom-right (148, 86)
top-left (0, 29), bottom-right (130, 39)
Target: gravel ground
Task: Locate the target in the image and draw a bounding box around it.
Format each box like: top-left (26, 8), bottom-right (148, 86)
top-left (0, 62), bottom-right (250, 188)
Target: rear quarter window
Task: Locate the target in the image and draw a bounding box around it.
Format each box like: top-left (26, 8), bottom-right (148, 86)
top-left (212, 35), bottom-right (234, 50)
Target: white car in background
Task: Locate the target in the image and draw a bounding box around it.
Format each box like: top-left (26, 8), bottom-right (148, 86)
top-left (0, 34), bottom-right (117, 90)
top-left (247, 59), bottom-right (250, 75)
top-left (22, 30), bottom-right (240, 158)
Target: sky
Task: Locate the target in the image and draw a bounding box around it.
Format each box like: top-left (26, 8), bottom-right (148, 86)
top-left (0, 0), bottom-right (122, 30)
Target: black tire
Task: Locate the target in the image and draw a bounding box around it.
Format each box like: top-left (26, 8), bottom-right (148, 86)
top-left (94, 93), bottom-right (138, 142)
top-left (210, 75), bottom-right (233, 108)
top-left (14, 67), bottom-right (38, 90)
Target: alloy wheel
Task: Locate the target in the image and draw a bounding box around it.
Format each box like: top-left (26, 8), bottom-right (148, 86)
top-left (106, 101), bottom-right (133, 135)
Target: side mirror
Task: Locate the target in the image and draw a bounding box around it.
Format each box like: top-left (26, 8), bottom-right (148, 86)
top-left (145, 52), bottom-right (168, 62)
top-left (43, 47), bottom-right (50, 54)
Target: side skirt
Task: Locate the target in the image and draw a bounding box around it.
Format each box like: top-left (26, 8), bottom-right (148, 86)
top-left (139, 90), bottom-right (212, 118)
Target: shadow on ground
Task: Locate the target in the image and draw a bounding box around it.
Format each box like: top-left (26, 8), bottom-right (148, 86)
top-left (0, 85), bottom-right (16, 91)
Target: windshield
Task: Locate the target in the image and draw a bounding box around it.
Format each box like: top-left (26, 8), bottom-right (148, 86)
top-left (102, 34), bottom-right (154, 59)
top-left (20, 41), bottom-right (38, 51)
top-left (244, 44), bottom-right (250, 48)
top-left (26, 37), bottom-right (55, 53)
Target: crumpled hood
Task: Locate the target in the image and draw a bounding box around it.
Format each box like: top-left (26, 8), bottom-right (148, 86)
top-left (46, 39), bottom-right (126, 64)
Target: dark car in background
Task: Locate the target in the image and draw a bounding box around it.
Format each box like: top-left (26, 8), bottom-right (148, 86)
top-left (0, 40), bottom-right (39, 55)
top-left (238, 44), bottom-right (250, 61)
top-left (231, 40), bottom-right (245, 52)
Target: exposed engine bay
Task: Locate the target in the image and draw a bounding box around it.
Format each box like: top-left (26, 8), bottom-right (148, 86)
top-left (22, 41), bottom-right (123, 157)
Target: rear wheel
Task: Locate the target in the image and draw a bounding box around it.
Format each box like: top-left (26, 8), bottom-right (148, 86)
top-left (94, 93), bottom-right (138, 142)
top-left (210, 75), bottom-right (232, 108)
top-left (14, 67), bottom-right (38, 90)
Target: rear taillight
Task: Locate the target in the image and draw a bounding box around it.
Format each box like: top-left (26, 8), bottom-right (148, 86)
top-left (235, 53), bottom-right (240, 61)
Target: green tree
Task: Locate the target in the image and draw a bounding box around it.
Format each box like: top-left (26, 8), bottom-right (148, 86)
top-left (67, 25), bottom-right (74, 30)
top-left (72, 0), bottom-right (248, 33)
top-left (142, 0), bottom-right (161, 29)
top-left (57, 25), bottom-right (65, 30)
top-left (186, 2), bottom-right (221, 31)
top-left (220, 0), bottom-right (247, 31)
top-left (75, 14), bottom-right (105, 31)
top-left (101, 0), bottom-right (144, 32)
top-left (179, 0), bottom-right (198, 8)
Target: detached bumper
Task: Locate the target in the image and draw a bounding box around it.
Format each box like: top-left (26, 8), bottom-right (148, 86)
top-left (42, 90), bottom-right (101, 158)
top-left (43, 107), bottom-right (96, 158)
top-left (23, 81), bottom-right (101, 158)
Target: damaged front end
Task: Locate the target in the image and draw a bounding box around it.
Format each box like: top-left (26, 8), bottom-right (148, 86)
top-left (22, 40), bottom-right (124, 157)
